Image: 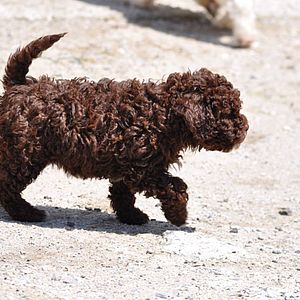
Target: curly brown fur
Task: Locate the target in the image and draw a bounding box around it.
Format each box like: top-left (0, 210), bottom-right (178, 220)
top-left (0, 34), bottom-right (248, 226)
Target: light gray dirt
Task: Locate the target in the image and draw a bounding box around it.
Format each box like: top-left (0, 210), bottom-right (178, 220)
top-left (0, 0), bottom-right (299, 299)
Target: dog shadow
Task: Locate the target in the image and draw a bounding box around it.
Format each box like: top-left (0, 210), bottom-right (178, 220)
top-left (0, 205), bottom-right (195, 235)
top-left (78, 0), bottom-right (231, 47)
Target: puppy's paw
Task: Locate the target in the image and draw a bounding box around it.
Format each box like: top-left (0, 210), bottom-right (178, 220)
top-left (165, 212), bottom-right (187, 227)
top-left (10, 207), bottom-right (47, 223)
top-left (162, 205), bottom-right (187, 227)
top-left (117, 207), bottom-right (149, 225)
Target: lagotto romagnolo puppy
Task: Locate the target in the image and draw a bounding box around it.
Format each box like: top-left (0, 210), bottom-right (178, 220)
top-left (0, 34), bottom-right (248, 226)
top-left (125, 0), bottom-right (256, 48)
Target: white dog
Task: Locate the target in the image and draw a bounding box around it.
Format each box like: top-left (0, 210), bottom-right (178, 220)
top-left (125, 0), bottom-right (256, 47)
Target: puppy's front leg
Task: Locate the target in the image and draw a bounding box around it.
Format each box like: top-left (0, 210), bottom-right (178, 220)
top-left (142, 173), bottom-right (188, 226)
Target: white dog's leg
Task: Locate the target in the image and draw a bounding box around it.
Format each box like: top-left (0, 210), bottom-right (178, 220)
top-left (213, 0), bottom-right (256, 47)
top-left (229, 0), bottom-right (256, 47)
top-left (126, 0), bottom-right (256, 47)
top-left (197, 0), bottom-right (256, 47)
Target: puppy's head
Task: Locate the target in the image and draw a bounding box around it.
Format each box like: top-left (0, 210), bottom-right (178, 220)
top-left (169, 68), bottom-right (248, 152)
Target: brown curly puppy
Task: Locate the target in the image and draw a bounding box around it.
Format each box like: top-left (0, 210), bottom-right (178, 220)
top-left (0, 34), bottom-right (248, 226)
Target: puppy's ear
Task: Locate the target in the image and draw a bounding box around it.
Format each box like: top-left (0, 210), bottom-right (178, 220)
top-left (173, 97), bottom-right (204, 138)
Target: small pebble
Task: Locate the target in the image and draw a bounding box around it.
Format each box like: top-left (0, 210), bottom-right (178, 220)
top-left (230, 227), bottom-right (239, 233)
top-left (213, 270), bottom-right (222, 275)
top-left (272, 250), bottom-right (282, 254)
top-left (278, 208), bottom-right (292, 216)
top-left (155, 293), bottom-right (168, 299)
top-left (85, 207), bottom-right (101, 212)
top-left (283, 125), bottom-right (292, 131)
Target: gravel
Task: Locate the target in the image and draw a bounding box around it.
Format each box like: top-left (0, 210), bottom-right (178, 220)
top-left (0, 0), bottom-right (299, 299)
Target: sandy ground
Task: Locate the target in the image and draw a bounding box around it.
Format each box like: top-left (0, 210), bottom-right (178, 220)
top-left (0, 0), bottom-right (300, 299)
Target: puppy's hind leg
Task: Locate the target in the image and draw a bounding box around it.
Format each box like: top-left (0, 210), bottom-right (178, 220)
top-left (0, 161), bottom-right (47, 222)
top-left (109, 181), bottom-right (149, 225)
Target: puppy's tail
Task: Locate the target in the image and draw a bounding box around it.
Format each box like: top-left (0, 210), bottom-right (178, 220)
top-left (2, 33), bottom-right (66, 91)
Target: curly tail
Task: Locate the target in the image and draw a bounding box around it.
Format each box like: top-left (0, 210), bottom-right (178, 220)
top-left (2, 33), bottom-right (66, 91)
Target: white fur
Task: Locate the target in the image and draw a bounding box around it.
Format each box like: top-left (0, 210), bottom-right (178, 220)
top-left (125, 0), bottom-right (256, 47)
